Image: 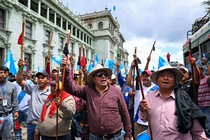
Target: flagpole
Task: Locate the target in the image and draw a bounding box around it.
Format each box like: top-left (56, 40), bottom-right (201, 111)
top-left (20, 21), bottom-right (25, 60)
top-left (56, 30), bottom-right (70, 140)
top-left (144, 41), bottom-right (156, 70)
top-left (46, 31), bottom-right (54, 65)
top-left (188, 39), bottom-right (197, 105)
top-left (133, 47), bottom-right (153, 140)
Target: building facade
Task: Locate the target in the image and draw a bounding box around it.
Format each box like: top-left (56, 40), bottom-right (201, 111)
top-left (0, 0), bottom-right (129, 73)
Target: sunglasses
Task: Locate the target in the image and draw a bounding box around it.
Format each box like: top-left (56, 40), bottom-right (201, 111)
top-left (94, 71), bottom-right (108, 78)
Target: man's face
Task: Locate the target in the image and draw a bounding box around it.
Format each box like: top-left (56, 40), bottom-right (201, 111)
top-left (50, 83), bottom-right (58, 96)
top-left (110, 78), bottom-right (116, 85)
top-left (37, 75), bottom-right (49, 89)
top-left (157, 70), bottom-right (175, 90)
top-left (142, 73), bottom-right (151, 86)
top-left (92, 71), bottom-right (109, 87)
top-left (180, 69), bottom-right (189, 82)
top-left (27, 73), bottom-right (31, 79)
top-left (23, 74), bottom-right (27, 81)
top-left (0, 70), bottom-right (7, 83)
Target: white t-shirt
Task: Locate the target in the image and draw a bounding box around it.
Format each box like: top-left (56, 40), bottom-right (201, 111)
top-left (134, 84), bottom-right (157, 125)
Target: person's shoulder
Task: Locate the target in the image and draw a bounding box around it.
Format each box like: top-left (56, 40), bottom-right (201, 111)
top-left (6, 81), bottom-right (15, 87)
top-left (109, 85), bottom-right (121, 92)
top-left (150, 84), bottom-right (159, 90)
top-left (146, 90), bottom-right (157, 98)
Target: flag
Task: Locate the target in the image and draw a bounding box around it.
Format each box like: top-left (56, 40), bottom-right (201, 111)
top-left (204, 53), bottom-right (209, 59)
top-left (94, 54), bottom-right (100, 66)
top-left (113, 5), bottom-right (116, 11)
top-left (87, 64), bottom-right (93, 73)
top-left (120, 64), bottom-right (125, 74)
top-left (17, 32), bottom-right (23, 45)
top-left (23, 66), bottom-right (27, 71)
top-left (15, 120), bottom-right (21, 130)
top-left (136, 130), bottom-right (150, 140)
top-left (104, 59), bottom-right (109, 68)
top-left (52, 56), bottom-right (62, 65)
top-left (158, 56), bottom-right (169, 69)
top-left (4, 50), bottom-right (17, 75)
top-left (109, 5), bottom-right (116, 13)
top-left (140, 68), bottom-right (143, 75)
top-left (152, 66), bottom-right (156, 70)
top-left (188, 52), bottom-right (193, 63)
top-left (38, 66), bottom-right (42, 72)
top-left (104, 59), bottom-right (115, 69)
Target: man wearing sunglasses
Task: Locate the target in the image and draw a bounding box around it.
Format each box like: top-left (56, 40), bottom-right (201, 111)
top-left (62, 57), bottom-right (132, 140)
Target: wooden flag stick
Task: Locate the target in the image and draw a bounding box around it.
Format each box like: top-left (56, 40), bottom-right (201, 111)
top-left (20, 21), bottom-right (25, 60)
top-left (144, 41), bottom-right (156, 70)
top-left (56, 30), bottom-right (70, 140)
top-left (133, 47), bottom-right (153, 140)
top-left (47, 31), bottom-right (54, 56)
top-left (149, 41), bottom-right (156, 56)
top-left (189, 39), bottom-right (197, 105)
top-left (133, 47), bottom-right (145, 99)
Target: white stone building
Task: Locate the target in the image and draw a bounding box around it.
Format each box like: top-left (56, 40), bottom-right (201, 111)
top-left (0, 0), bottom-right (129, 73)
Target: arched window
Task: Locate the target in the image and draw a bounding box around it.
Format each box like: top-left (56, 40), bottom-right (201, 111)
top-left (98, 22), bottom-right (103, 29)
top-left (88, 23), bottom-right (92, 29)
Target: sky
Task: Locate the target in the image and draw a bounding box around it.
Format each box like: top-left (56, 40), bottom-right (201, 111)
top-left (62, 0), bottom-right (206, 70)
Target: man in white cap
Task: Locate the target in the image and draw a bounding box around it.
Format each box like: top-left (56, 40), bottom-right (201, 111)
top-left (139, 65), bottom-right (208, 139)
top-left (179, 57), bottom-right (200, 103)
top-left (62, 57), bottom-right (132, 140)
top-left (110, 74), bottom-right (121, 90)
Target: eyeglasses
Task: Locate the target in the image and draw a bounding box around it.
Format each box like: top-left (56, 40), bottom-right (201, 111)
top-left (94, 71), bottom-right (108, 78)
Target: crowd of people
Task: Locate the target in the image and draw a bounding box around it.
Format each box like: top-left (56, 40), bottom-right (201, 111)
top-left (0, 54), bottom-right (209, 140)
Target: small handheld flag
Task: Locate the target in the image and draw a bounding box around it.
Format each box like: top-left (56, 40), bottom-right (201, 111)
top-left (17, 33), bottom-right (23, 45)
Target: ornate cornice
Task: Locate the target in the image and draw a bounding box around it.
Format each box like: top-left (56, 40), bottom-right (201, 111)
top-left (23, 14), bottom-right (38, 23)
top-left (43, 43), bottom-right (54, 51)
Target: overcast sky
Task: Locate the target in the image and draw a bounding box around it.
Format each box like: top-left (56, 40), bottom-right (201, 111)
top-left (62, 0), bottom-right (206, 70)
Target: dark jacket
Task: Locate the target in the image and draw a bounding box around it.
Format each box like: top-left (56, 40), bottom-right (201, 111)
top-left (174, 86), bottom-right (206, 133)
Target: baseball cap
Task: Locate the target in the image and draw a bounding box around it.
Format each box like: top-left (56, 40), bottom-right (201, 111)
top-left (179, 66), bottom-right (189, 73)
top-left (111, 74), bottom-right (117, 80)
top-left (36, 70), bottom-right (49, 78)
top-left (51, 69), bottom-right (58, 73)
top-left (142, 70), bottom-right (152, 76)
top-left (49, 81), bottom-right (56, 85)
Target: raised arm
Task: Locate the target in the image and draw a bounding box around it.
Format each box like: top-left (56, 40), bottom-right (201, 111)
top-left (16, 59), bottom-right (26, 88)
top-left (144, 55), bottom-right (151, 70)
top-left (190, 58), bottom-right (200, 85)
top-left (62, 56), bottom-right (87, 100)
top-left (202, 57), bottom-right (210, 75)
top-left (126, 62), bottom-right (135, 87)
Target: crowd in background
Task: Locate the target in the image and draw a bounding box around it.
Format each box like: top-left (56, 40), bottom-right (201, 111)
top-left (0, 54), bottom-right (209, 140)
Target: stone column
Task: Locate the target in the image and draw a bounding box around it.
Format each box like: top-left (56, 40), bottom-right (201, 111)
top-left (38, 0), bottom-right (41, 15)
top-left (60, 17), bottom-right (63, 28)
top-left (66, 21), bottom-right (68, 30)
top-left (28, 0), bottom-right (31, 9)
top-left (54, 13), bottom-right (57, 24)
top-left (47, 7), bottom-right (49, 20)
top-left (71, 24), bottom-right (73, 35)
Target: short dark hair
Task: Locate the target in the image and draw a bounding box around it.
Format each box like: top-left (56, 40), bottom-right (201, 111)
top-left (0, 66), bottom-right (9, 72)
top-left (199, 66), bottom-right (204, 71)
